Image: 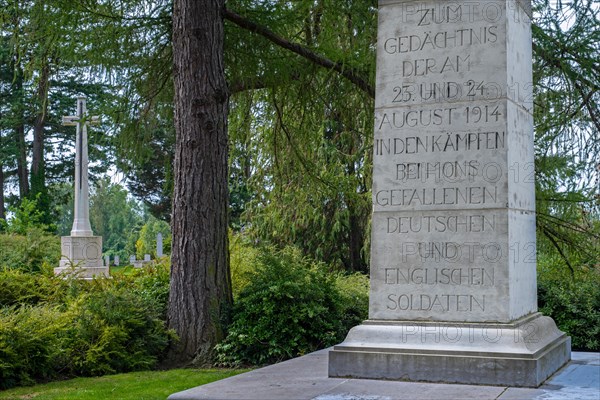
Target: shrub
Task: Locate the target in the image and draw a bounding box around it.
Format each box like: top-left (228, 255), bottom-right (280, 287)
top-left (0, 265), bottom-right (174, 389)
top-left (334, 272), bottom-right (370, 331)
top-left (538, 270), bottom-right (600, 351)
top-left (216, 247), bottom-right (345, 366)
top-left (537, 254), bottom-right (600, 351)
top-left (229, 232), bottom-right (261, 298)
top-left (130, 260), bottom-right (171, 319)
top-left (0, 230), bottom-right (60, 272)
top-left (1, 196), bottom-right (52, 234)
top-left (0, 305), bottom-right (68, 389)
top-left (63, 286), bottom-right (174, 376)
top-left (0, 269), bottom-right (54, 308)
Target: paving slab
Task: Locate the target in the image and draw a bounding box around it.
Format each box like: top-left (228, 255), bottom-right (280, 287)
top-left (168, 351), bottom-right (599, 400)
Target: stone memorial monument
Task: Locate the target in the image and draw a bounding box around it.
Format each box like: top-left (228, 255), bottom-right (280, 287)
top-left (329, 0), bottom-right (570, 387)
top-left (54, 97), bottom-right (108, 279)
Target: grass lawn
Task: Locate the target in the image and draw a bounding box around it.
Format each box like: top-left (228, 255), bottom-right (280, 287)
top-left (109, 265), bottom-right (136, 275)
top-left (0, 368), bottom-right (249, 400)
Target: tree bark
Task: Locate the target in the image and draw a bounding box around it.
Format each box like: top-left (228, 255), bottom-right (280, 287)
top-left (15, 124), bottom-right (28, 198)
top-left (0, 165), bottom-right (5, 221)
top-left (31, 61), bottom-right (51, 196)
top-left (13, 66), bottom-right (29, 198)
top-left (348, 202), bottom-right (366, 273)
top-left (0, 108), bottom-right (4, 221)
top-left (167, 0), bottom-right (233, 365)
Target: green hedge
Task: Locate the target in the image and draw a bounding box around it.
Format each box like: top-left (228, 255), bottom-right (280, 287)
top-left (0, 305), bottom-right (68, 388)
top-left (0, 264), bottom-right (174, 390)
top-left (63, 288), bottom-right (173, 376)
top-left (537, 254), bottom-right (600, 351)
top-left (538, 255), bottom-right (600, 351)
top-left (539, 279), bottom-right (600, 351)
top-left (0, 230), bottom-right (60, 273)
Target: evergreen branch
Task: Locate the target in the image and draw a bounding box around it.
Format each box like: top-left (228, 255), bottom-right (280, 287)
top-left (76, 1), bottom-right (170, 24)
top-left (573, 84), bottom-right (600, 133)
top-left (538, 197), bottom-right (595, 203)
top-left (532, 26), bottom-right (600, 92)
top-left (540, 224), bottom-right (575, 276)
top-left (229, 78), bottom-right (269, 94)
top-left (223, 8), bottom-right (375, 98)
top-left (270, 89), bottom-right (337, 192)
top-left (230, 72), bottom-right (301, 94)
top-left (537, 211), bottom-right (600, 238)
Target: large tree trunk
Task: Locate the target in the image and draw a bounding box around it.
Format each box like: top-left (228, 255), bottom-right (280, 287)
top-left (348, 203), bottom-right (366, 273)
top-left (0, 109), bottom-right (4, 221)
top-left (0, 165), bottom-right (5, 221)
top-left (13, 66), bottom-right (29, 198)
top-left (31, 61), bottom-right (51, 197)
top-left (167, 0), bottom-right (233, 365)
top-left (15, 123), bottom-right (28, 198)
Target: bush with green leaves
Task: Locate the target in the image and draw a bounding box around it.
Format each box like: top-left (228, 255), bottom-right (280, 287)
top-left (1, 195), bottom-right (54, 234)
top-left (0, 264), bottom-right (174, 389)
top-left (538, 255), bottom-right (600, 351)
top-left (334, 272), bottom-right (370, 330)
top-left (0, 269), bottom-right (67, 308)
top-left (0, 305), bottom-right (68, 389)
top-left (229, 232), bottom-right (262, 298)
top-left (216, 246), bottom-right (368, 366)
top-left (0, 229), bottom-right (60, 273)
top-left (130, 260), bottom-right (171, 319)
top-left (63, 286), bottom-right (174, 376)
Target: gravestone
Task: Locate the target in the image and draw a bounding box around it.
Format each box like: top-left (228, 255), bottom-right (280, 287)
top-left (54, 97), bottom-right (108, 279)
top-left (157, 233), bottom-right (163, 257)
top-left (329, 0), bottom-right (570, 387)
top-left (105, 255), bottom-right (110, 267)
top-left (129, 255), bottom-right (136, 264)
top-left (114, 255), bottom-right (120, 266)
top-left (144, 254), bottom-right (151, 262)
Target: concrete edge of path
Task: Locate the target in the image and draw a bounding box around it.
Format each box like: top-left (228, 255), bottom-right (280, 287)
top-left (167, 350), bottom-right (599, 400)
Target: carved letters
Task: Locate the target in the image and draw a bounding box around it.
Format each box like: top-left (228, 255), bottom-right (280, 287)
top-left (372, 2), bottom-right (515, 317)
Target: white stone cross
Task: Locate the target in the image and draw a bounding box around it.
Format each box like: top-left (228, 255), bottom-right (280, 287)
top-left (63, 97), bottom-right (100, 237)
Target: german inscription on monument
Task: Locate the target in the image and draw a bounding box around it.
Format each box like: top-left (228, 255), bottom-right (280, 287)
top-left (370, 1), bottom-right (536, 322)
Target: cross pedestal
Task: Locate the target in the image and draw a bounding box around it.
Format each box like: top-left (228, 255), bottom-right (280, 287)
top-left (54, 97), bottom-right (108, 279)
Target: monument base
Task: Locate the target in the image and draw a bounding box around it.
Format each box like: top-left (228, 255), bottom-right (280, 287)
top-left (329, 313), bottom-right (570, 387)
top-left (54, 236), bottom-right (108, 279)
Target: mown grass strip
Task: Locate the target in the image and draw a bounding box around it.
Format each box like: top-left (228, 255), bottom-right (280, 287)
top-left (0, 368), bottom-right (249, 400)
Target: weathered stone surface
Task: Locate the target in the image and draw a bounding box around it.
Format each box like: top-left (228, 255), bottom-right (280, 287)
top-left (54, 236), bottom-right (108, 278)
top-left (368, 0), bottom-right (537, 323)
top-left (157, 232), bottom-right (163, 257)
top-left (329, 0), bottom-right (569, 386)
top-left (329, 314), bottom-right (571, 387)
top-left (56, 97), bottom-right (105, 279)
top-left (369, 209), bottom-right (540, 322)
top-left (63, 97), bottom-right (100, 237)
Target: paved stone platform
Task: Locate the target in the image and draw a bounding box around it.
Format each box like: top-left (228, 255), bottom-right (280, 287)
top-left (168, 350), bottom-right (599, 400)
